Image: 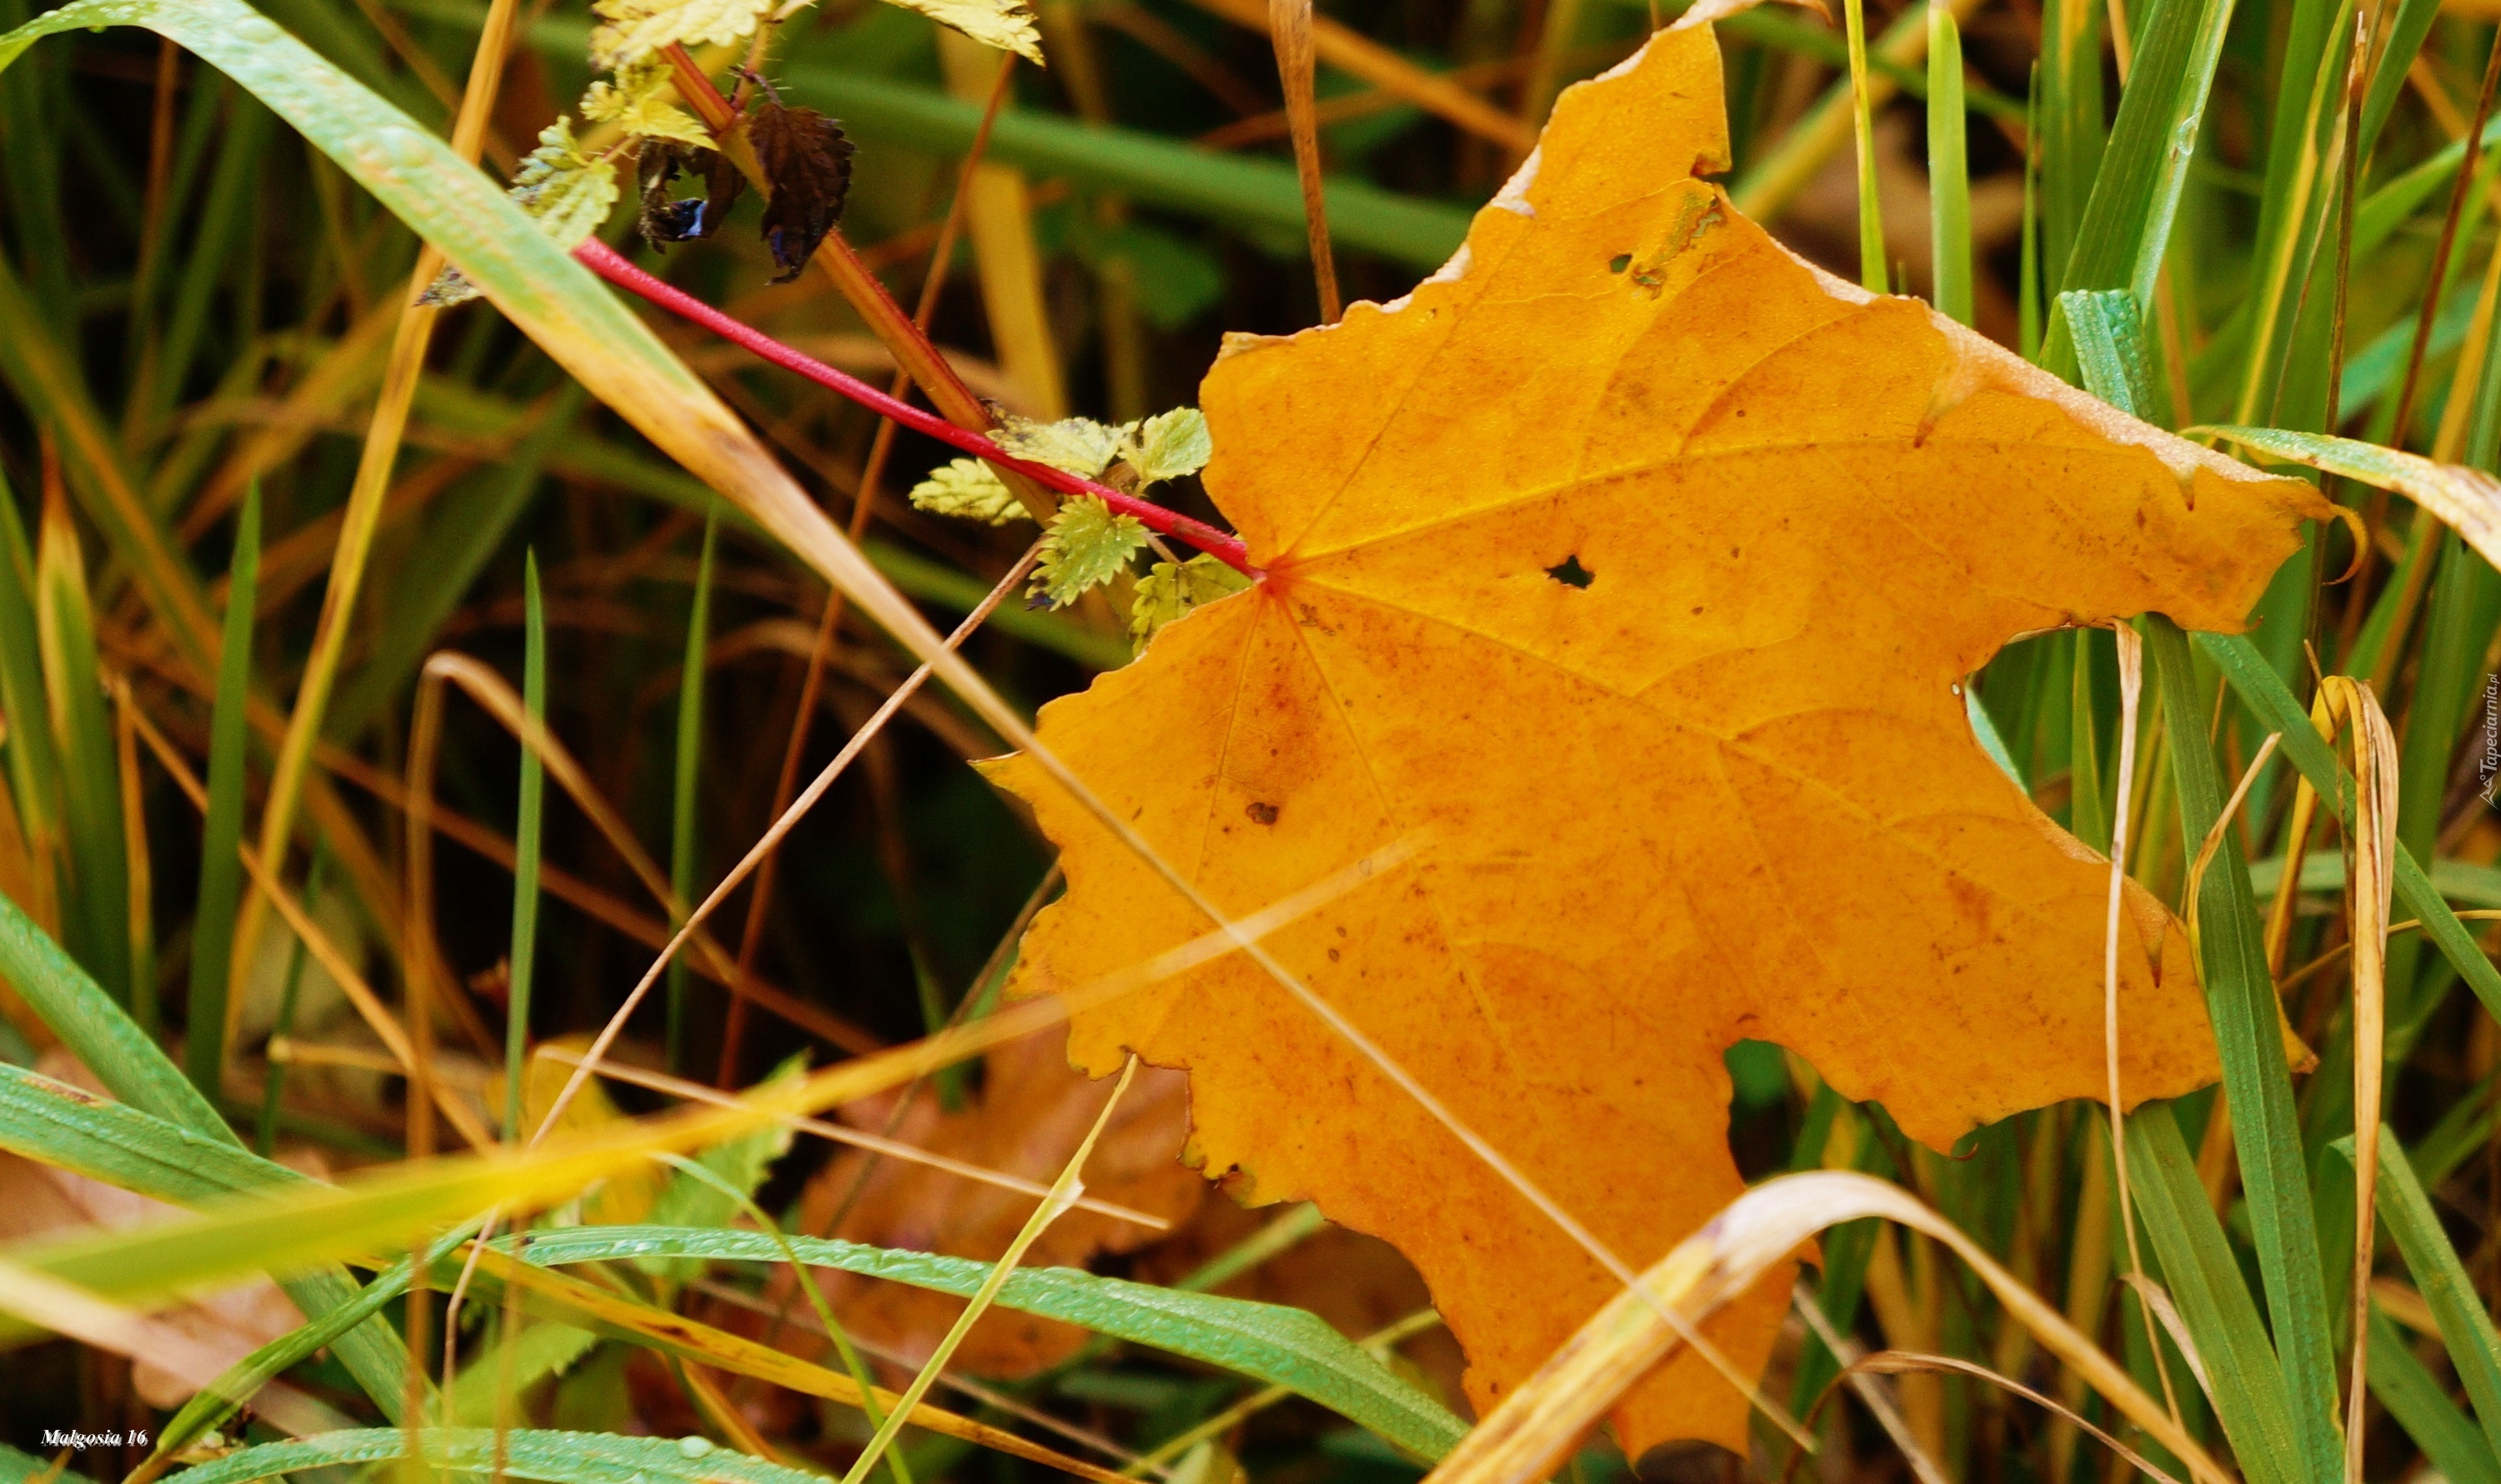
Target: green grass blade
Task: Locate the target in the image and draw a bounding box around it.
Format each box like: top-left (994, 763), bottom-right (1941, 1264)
top-left (2021, 68), bottom-right (2043, 358)
top-left (1842, 0), bottom-right (1886, 293)
top-left (518, 1226), bottom-right (1469, 1459)
top-left (35, 488), bottom-right (132, 1006)
top-left (2353, 114), bottom-right (2501, 262)
top-left (151, 1224), bottom-right (479, 1461)
top-left (2198, 629), bottom-right (2501, 1015)
top-left (184, 484), bottom-right (258, 1100)
top-left (0, 887), bottom-right (412, 1416)
top-left (1927, 7), bottom-right (1971, 325)
top-left (0, 469), bottom-right (63, 863)
top-left (2367, 1306), bottom-right (2501, 1484)
top-left (2063, 288), bottom-right (2160, 417)
top-left (0, 0), bottom-right (75, 346)
top-left (0, 248), bottom-right (217, 666)
top-left (2070, 629), bottom-right (2108, 848)
top-left (2044, 0), bottom-right (2240, 345)
top-left (2355, 0), bottom-right (2446, 166)
top-left (2339, 1129), bottom-right (2501, 1461)
top-left (509, 552), bottom-right (545, 1140)
top-left (2037, 0), bottom-right (2107, 301)
top-left (2385, 534), bottom-right (2500, 1046)
top-left (168, 1430), bottom-right (824, 1484)
top-left (2342, 277), bottom-right (2478, 417)
top-left (253, 853), bottom-right (323, 1156)
top-left (0, 1445), bottom-right (98, 1484)
top-left (2146, 615), bottom-right (2343, 1484)
top-left (2231, 0), bottom-right (2358, 428)
top-left (143, 96), bottom-right (271, 439)
top-left (1720, 8), bottom-right (2023, 118)
top-left (667, 505), bottom-right (719, 1077)
top-left (0, 890), bottom-right (218, 1134)
top-left (329, 389), bottom-right (580, 741)
top-left (2123, 1109), bottom-right (2303, 1484)
top-left (0, 1060), bottom-right (281, 1203)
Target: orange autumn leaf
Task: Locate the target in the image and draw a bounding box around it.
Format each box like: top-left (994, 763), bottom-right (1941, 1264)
top-left (986, 15), bottom-right (2331, 1457)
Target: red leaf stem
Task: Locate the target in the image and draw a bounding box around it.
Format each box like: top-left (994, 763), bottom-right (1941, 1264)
top-left (574, 238), bottom-right (1261, 576)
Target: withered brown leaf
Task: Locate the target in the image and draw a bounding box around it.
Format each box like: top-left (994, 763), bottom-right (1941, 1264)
top-left (636, 138), bottom-right (744, 249)
top-left (749, 100), bottom-right (855, 283)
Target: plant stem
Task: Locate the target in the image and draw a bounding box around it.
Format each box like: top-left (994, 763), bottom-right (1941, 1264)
top-left (574, 240), bottom-right (1260, 573)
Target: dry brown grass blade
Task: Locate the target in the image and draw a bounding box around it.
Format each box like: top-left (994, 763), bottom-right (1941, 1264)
top-left (2099, 624), bottom-right (2187, 1431)
top-left (228, 0), bottom-right (527, 1056)
top-left (1840, 1351), bottom-right (2186, 1484)
top-left (415, 651), bottom-right (749, 997)
top-left (1420, 1171), bottom-right (2230, 1484)
top-left (2116, 1272), bottom-right (2218, 1405)
top-left (837, 1059), bottom-right (1140, 1484)
top-left (532, 1045), bottom-right (1170, 1226)
top-left (122, 699), bottom-right (499, 1151)
top-left (527, 547), bottom-right (1040, 1146)
top-left (304, 739), bottom-right (878, 1055)
top-left (177, 315), bottom-right (396, 532)
top-left (722, 48), bottom-right (1020, 1086)
top-left (1787, 1286), bottom-right (1945, 1484)
top-left (1261, 0), bottom-right (1341, 323)
top-left (2319, 676), bottom-right (2398, 1484)
top-left (938, 39), bottom-right (1065, 419)
top-left (1180, 0), bottom-right (1536, 152)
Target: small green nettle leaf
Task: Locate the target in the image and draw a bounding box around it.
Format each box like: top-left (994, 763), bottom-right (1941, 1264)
top-left (419, 118), bottom-right (619, 306)
top-left (589, 0), bottom-right (773, 71)
top-left (582, 61), bottom-right (714, 148)
top-left (1130, 552), bottom-right (1252, 655)
top-left (909, 458), bottom-right (1028, 525)
top-left (878, 0), bottom-right (1045, 63)
top-left (1033, 496), bottom-right (1150, 609)
top-left (996, 414), bottom-right (1130, 479)
top-left (1120, 407), bottom-right (1212, 485)
top-left (512, 118), bottom-right (624, 246)
top-left (910, 413), bottom-right (1140, 528)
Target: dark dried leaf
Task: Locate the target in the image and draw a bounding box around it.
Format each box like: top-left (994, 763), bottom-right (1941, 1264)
top-left (749, 101), bottom-right (855, 283)
top-left (636, 139), bottom-right (744, 249)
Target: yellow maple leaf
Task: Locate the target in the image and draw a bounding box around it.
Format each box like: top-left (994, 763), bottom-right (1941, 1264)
top-left (985, 15), bottom-right (2332, 1456)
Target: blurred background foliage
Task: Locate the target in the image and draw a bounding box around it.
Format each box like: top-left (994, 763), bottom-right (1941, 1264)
top-left (12, 0), bottom-right (2501, 1478)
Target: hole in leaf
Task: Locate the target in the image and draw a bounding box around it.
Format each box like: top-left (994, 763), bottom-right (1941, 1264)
top-left (1607, 253), bottom-right (1632, 273)
top-left (1245, 801), bottom-right (1281, 825)
top-left (1546, 554), bottom-right (1595, 589)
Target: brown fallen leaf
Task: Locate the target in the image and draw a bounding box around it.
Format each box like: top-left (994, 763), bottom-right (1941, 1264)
top-left (984, 15), bottom-right (2332, 1456)
top-left (789, 1027), bottom-right (1202, 1377)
